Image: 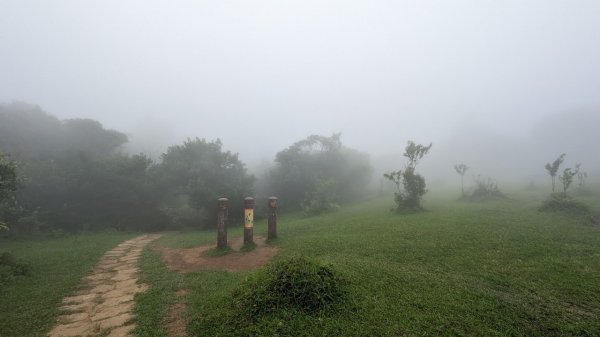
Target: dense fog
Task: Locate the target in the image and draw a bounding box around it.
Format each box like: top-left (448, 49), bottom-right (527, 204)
top-left (1, 1), bottom-right (599, 232)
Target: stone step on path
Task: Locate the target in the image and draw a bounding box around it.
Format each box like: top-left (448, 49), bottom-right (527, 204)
top-left (48, 234), bottom-right (162, 337)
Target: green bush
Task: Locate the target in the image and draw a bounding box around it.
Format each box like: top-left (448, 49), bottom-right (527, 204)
top-left (465, 177), bottom-right (505, 202)
top-left (232, 256), bottom-right (347, 318)
top-left (539, 193), bottom-right (590, 215)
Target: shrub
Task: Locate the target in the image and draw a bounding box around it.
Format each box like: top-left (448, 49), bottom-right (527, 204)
top-left (539, 193), bottom-right (590, 215)
top-left (464, 176), bottom-right (505, 202)
top-left (232, 256), bottom-right (346, 318)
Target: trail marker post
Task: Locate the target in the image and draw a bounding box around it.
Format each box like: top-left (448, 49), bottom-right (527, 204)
top-left (243, 197), bottom-right (255, 245)
top-left (267, 196), bottom-right (278, 240)
top-left (217, 198), bottom-right (228, 249)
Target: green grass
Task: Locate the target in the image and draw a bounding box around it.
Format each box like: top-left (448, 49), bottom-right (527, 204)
top-left (0, 231), bottom-right (136, 337)
top-left (134, 247), bottom-right (185, 337)
top-left (3, 191), bottom-right (596, 336)
top-left (137, 192), bottom-right (600, 336)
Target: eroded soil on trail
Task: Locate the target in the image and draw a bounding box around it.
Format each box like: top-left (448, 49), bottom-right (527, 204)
top-left (48, 234), bottom-right (162, 337)
top-left (157, 235), bottom-right (278, 337)
top-left (156, 235), bottom-right (279, 273)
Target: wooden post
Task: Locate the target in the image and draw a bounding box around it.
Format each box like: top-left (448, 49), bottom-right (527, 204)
top-left (243, 197), bottom-right (254, 245)
top-left (217, 198), bottom-right (228, 249)
top-left (267, 196), bottom-right (278, 240)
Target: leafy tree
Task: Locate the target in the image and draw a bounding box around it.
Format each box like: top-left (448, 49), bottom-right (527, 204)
top-left (0, 102), bottom-right (64, 161)
top-left (559, 167), bottom-right (578, 194)
top-left (301, 178), bottom-right (339, 215)
top-left (541, 159), bottom-right (591, 215)
top-left (545, 154), bottom-right (565, 192)
top-left (154, 138), bottom-right (254, 227)
top-left (62, 119), bottom-right (128, 157)
top-left (0, 103), bottom-right (170, 233)
top-left (0, 102), bottom-right (127, 161)
top-left (454, 164), bottom-right (469, 196)
top-left (404, 142), bottom-right (432, 168)
top-left (0, 153), bottom-right (20, 230)
top-left (23, 153), bottom-right (168, 232)
top-left (384, 141), bottom-right (432, 212)
top-left (0, 154), bottom-right (18, 204)
top-left (270, 134), bottom-right (371, 212)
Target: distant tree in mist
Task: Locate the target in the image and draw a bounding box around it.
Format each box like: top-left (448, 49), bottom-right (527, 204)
top-left (453, 164), bottom-right (469, 196)
top-left (0, 154), bottom-right (18, 204)
top-left (300, 178), bottom-right (339, 215)
top-left (545, 154), bottom-right (565, 192)
top-left (559, 167), bottom-right (578, 194)
top-left (154, 138), bottom-right (254, 225)
top-left (468, 174), bottom-right (505, 201)
top-left (384, 141), bottom-right (432, 212)
top-left (575, 163), bottom-right (588, 189)
top-left (540, 157), bottom-right (592, 216)
top-left (0, 102), bottom-right (258, 233)
top-left (270, 133), bottom-right (371, 213)
top-left (0, 103), bottom-right (166, 233)
top-left (0, 102), bottom-right (127, 160)
top-left (0, 153), bottom-right (20, 230)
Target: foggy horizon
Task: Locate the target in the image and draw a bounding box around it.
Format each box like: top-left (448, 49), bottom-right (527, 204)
top-left (2, 1), bottom-right (600, 180)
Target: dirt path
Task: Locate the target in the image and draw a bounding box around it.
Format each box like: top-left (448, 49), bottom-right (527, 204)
top-left (156, 235), bottom-right (279, 337)
top-left (48, 234), bottom-right (162, 337)
top-left (157, 235), bottom-right (279, 273)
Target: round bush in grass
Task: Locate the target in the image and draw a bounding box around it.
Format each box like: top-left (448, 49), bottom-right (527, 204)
top-left (539, 193), bottom-right (590, 215)
top-left (233, 256), bottom-right (346, 317)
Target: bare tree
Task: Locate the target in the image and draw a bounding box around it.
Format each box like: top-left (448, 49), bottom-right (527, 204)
top-left (454, 164), bottom-right (469, 196)
top-left (545, 154), bottom-right (565, 192)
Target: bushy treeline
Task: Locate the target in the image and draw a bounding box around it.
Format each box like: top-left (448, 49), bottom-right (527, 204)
top-left (0, 103), bottom-right (253, 233)
top-left (0, 103), bottom-right (372, 234)
top-left (269, 134), bottom-right (372, 214)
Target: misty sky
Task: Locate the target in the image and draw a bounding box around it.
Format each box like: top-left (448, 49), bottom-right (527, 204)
top-left (1, 0), bottom-right (600, 168)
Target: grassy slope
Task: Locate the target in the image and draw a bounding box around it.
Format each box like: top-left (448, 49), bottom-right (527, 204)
top-left (139, 192), bottom-right (600, 337)
top-left (0, 232), bottom-right (136, 337)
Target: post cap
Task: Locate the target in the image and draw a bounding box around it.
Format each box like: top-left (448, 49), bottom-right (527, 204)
top-left (244, 196), bottom-right (255, 208)
top-left (217, 197), bottom-right (229, 209)
top-left (268, 196), bottom-right (278, 209)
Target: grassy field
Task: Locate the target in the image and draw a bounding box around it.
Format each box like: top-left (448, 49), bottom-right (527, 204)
top-left (137, 192), bottom-right (600, 337)
top-left (1, 191), bottom-right (599, 337)
top-left (0, 231), bottom-right (136, 337)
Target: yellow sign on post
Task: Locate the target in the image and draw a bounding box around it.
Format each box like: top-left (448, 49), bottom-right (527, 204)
top-left (244, 209), bottom-right (254, 229)
top-left (243, 197), bottom-right (255, 244)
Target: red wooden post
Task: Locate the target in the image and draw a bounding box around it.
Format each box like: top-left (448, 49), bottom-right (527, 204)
top-left (217, 198), bottom-right (228, 249)
top-left (267, 196), bottom-right (278, 240)
top-left (243, 197), bottom-right (254, 245)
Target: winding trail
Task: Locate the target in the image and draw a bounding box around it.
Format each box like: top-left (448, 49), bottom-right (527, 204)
top-left (48, 234), bottom-right (162, 337)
